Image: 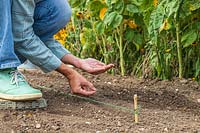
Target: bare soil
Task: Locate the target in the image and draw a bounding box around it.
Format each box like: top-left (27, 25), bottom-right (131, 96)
top-left (0, 70), bottom-right (200, 133)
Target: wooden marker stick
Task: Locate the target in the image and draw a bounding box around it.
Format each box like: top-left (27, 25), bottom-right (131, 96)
top-left (134, 94), bottom-right (138, 123)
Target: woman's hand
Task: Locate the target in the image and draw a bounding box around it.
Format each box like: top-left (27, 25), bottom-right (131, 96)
top-left (79, 58), bottom-right (114, 75)
top-left (67, 70), bottom-right (96, 96)
top-left (56, 63), bottom-right (96, 96)
top-left (62, 54), bottom-right (114, 75)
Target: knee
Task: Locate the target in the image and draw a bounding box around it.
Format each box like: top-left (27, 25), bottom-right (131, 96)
top-left (33, 0), bottom-right (72, 39)
top-left (59, 8), bottom-right (72, 28)
top-left (54, 0), bottom-right (72, 28)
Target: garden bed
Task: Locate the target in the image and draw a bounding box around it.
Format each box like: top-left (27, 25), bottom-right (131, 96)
top-left (0, 70), bottom-right (200, 132)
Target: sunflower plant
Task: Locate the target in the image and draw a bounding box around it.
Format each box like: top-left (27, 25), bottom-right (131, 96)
top-left (54, 0), bottom-right (200, 81)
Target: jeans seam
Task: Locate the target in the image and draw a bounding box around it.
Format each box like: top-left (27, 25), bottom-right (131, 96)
top-left (0, 62), bottom-right (20, 69)
top-left (12, 11), bottom-right (34, 17)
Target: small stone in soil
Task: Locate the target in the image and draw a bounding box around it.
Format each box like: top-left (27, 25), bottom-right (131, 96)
top-left (164, 127), bottom-right (168, 132)
top-left (11, 129), bottom-right (15, 133)
top-left (197, 99), bottom-right (200, 103)
top-left (21, 122), bottom-right (27, 127)
top-left (85, 122), bottom-right (91, 125)
top-left (51, 126), bottom-right (60, 131)
top-left (117, 121), bottom-right (122, 127)
top-left (107, 82), bottom-right (111, 84)
top-left (36, 123), bottom-right (41, 129)
top-left (180, 79), bottom-right (188, 84)
top-left (139, 128), bottom-right (145, 131)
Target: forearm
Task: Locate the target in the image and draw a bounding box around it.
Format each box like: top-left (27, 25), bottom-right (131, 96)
top-left (12, 0), bottom-right (61, 72)
top-left (44, 38), bottom-right (71, 60)
top-left (14, 36), bottom-right (62, 72)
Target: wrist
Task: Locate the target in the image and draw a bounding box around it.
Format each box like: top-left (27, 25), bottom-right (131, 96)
top-left (61, 54), bottom-right (82, 69)
top-left (56, 63), bottom-right (77, 80)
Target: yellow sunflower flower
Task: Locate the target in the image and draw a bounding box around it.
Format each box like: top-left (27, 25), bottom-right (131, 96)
top-left (99, 7), bottom-right (107, 20)
top-left (153, 0), bottom-right (158, 7)
top-left (128, 20), bottom-right (138, 29)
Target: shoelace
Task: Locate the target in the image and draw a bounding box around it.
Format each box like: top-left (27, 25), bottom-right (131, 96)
top-left (10, 70), bottom-right (26, 86)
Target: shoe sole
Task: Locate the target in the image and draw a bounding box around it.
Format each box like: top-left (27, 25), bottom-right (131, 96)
top-left (0, 93), bottom-right (42, 101)
top-left (0, 98), bottom-right (47, 110)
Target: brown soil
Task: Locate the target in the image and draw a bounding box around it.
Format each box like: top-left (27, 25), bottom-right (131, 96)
top-left (0, 70), bottom-right (200, 133)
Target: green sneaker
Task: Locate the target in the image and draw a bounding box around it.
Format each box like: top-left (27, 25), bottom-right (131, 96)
top-left (0, 69), bottom-right (42, 101)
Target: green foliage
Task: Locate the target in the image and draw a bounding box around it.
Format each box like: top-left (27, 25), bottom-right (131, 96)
top-left (65, 0), bottom-right (200, 80)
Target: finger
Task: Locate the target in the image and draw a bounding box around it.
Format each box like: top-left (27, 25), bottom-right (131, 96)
top-left (94, 63), bottom-right (114, 69)
top-left (104, 64), bottom-right (115, 70)
top-left (77, 86), bottom-right (96, 96)
top-left (89, 64), bottom-right (114, 74)
top-left (79, 89), bottom-right (96, 96)
top-left (94, 61), bottom-right (106, 66)
top-left (71, 86), bottom-right (96, 96)
top-left (78, 81), bottom-right (97, 96)
top-left (89, 67), bottom-right (106, 74)
top-left (88, 61), bottom-right (105, 68)
top-left (87, 59), bottom-right (106, 66)
top-left (83, 81), bottom-right (96, 91)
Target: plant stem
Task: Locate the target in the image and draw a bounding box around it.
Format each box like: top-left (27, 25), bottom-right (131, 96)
top-left (119, 24), bottom-right (125, 76)
top-left (176, 0), bottom-right (184, 78)
top-left (101, 35), bottom-right (108, 64)
top-left (176, 21), bottom-right (183, 78)
top-left (155, 37), bottom-right (162, 77)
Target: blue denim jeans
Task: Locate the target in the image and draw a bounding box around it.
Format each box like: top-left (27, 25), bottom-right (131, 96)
top-left (12, 0), bottom-right (71, 72)
top-left (0, 0), bottom-right (21, 69)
